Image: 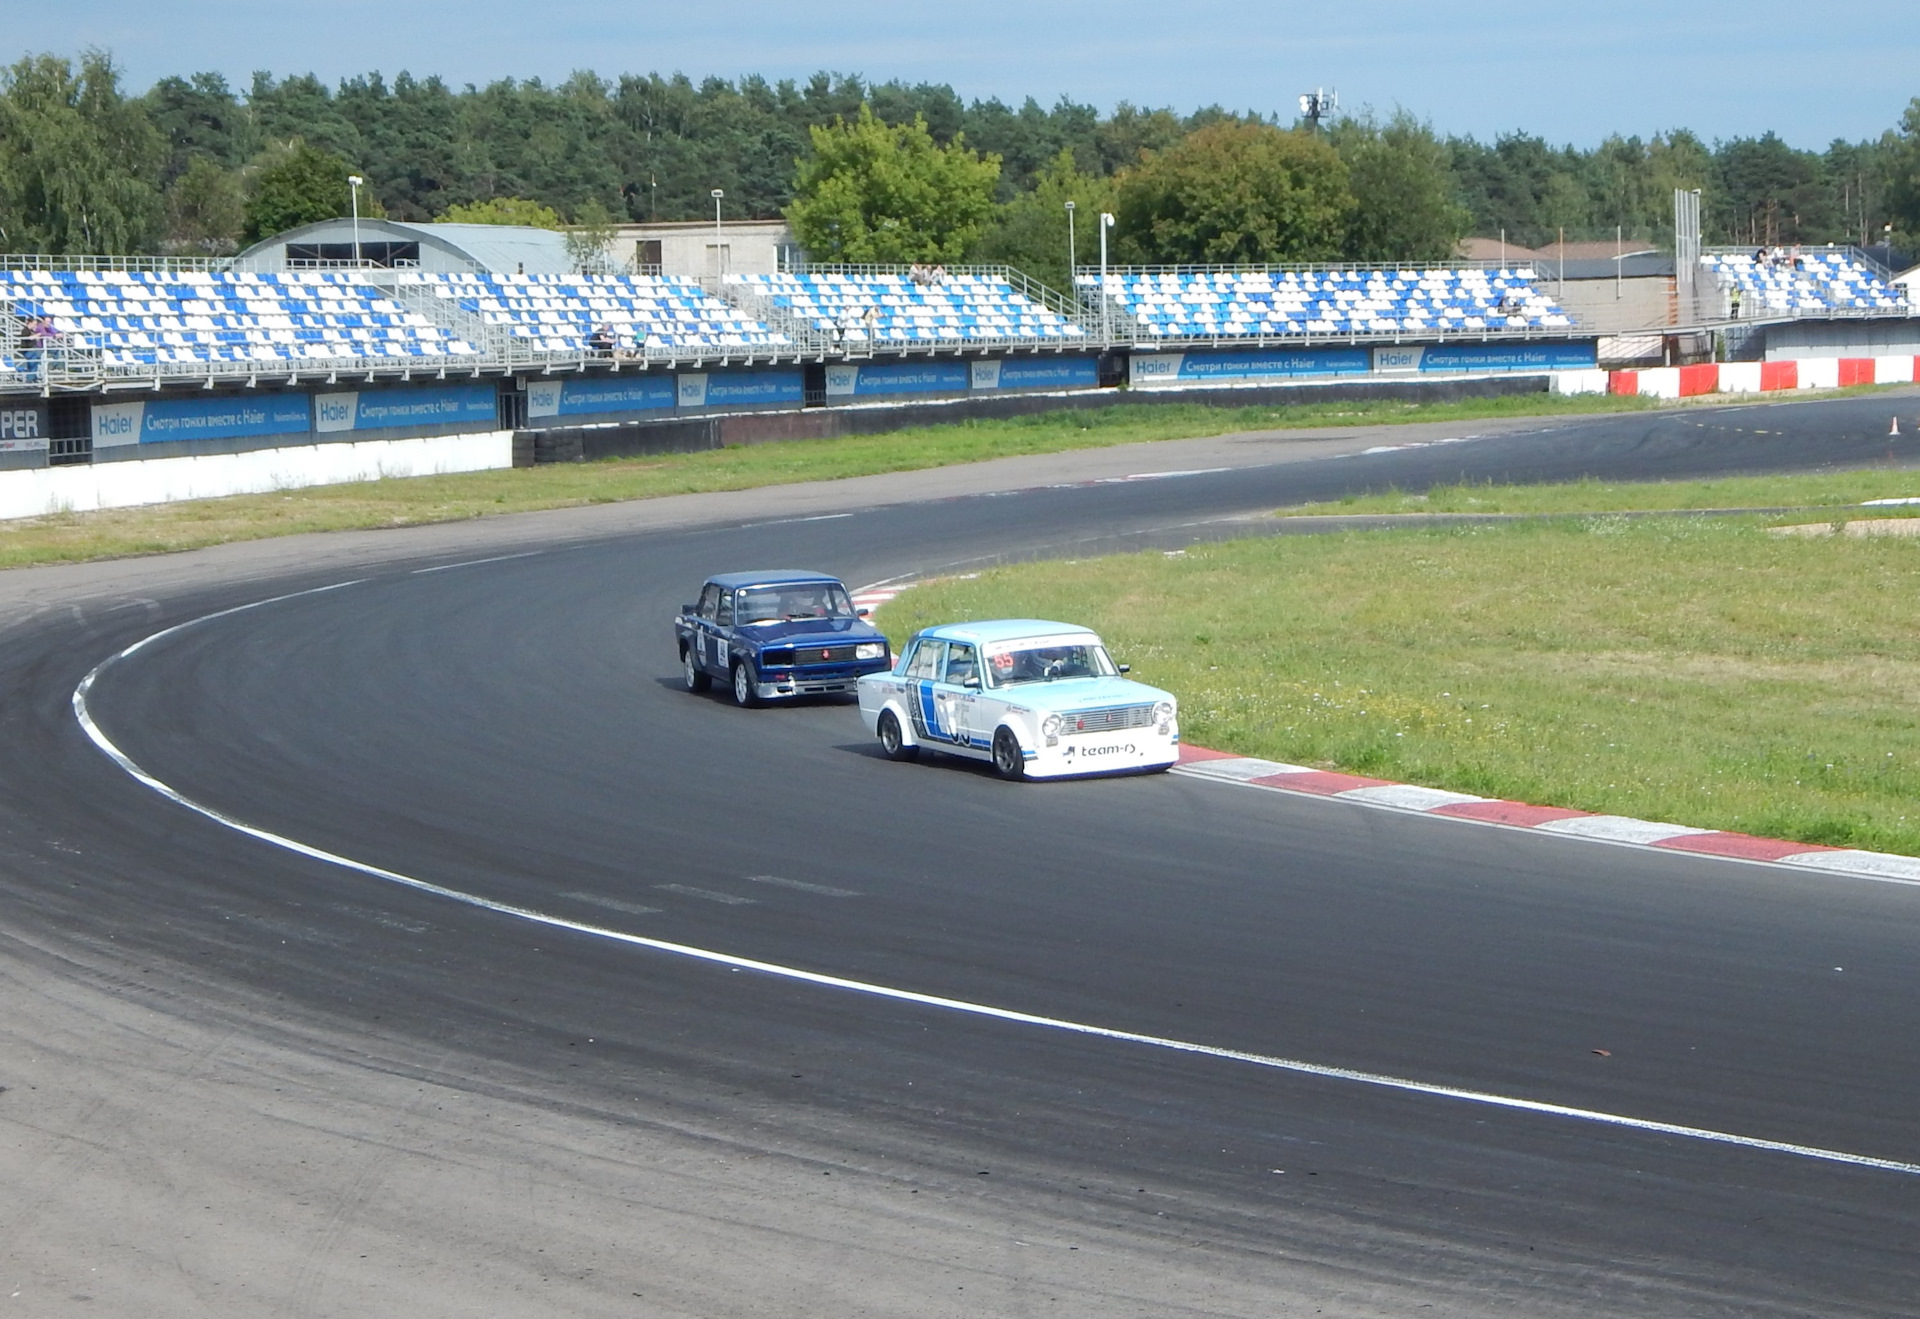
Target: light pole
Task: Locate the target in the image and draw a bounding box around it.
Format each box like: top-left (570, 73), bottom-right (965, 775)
top-left (347, 175), bottom-right (363, 265)
top-left (1098, 211), bottom-right (1115, 342)
top-left (1065, 199), bottom-right (1076, 281)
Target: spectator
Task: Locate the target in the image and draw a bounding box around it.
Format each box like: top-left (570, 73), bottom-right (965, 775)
top-left (929, 264), bottom-right (948, 286)
top-left (1729, 285), bottom-right (1743, 318)
top-left (587, 323), bottom-right (615, 357)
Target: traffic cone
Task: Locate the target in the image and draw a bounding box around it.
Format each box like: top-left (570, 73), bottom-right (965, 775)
top-left (1893, 416), bottom-right (1902, 436)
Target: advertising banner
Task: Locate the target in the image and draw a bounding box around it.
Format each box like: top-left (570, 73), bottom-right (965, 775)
top-left (971, 357), bottom-right (1099, 391)
top-left (678, 369), bottom-right (803, 410)
top-left (526, 375), bottom-right (676, 420)
top-left (1130, 348), bottom-right (1370, 386)
top-left (0, 401), bottom-right (50, 453)
top-left (316, 383), bottom-right (497, 434)
top-left (1417, 341), bottom-right (1598, 373)
top-left (94, 395), bottom-right (312, 447)
top-left (823, 361), bottom-right (971, 398)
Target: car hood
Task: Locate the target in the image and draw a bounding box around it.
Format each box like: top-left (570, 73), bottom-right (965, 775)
top-left (743, 618), bottom-right (884, 646)
top-left (1000, 676), bottom-right (1175, 712)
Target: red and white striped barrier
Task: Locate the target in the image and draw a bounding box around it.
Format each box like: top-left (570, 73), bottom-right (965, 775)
top-left (1599, 355), bottom-right (1918, 400)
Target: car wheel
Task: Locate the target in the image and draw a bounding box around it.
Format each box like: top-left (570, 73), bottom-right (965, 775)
top-left (682, 646), bottom-right (711, 692)
top-left (731, 659), bottom-right (759, 708)
top-left (877, 710), bottom-right (918, 762)
top-left (991, 726), bottom-right (1026, 780)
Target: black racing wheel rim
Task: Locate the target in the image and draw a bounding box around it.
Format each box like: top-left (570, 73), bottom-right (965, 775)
top-left (992, 728), bottom-right (1024, 778)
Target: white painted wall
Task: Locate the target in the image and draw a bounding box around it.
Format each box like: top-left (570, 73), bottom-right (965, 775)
top-left (1874, 355), bottom-right (1916, 384)
top-left (0, 430), bottom-right (514, 521)
top-left (1635, 366), bottom-right (1681, 399)
top-left (1798, 358), bottom-right (1841, 390)
top-left (1718, 362), bottom-right (1763, 393)
top-left (1550, 368), bottom-right (1609, 395)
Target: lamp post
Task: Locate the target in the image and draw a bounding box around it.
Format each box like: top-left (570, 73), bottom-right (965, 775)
top-left (347, 175), bottom-right (363, 266)
top-left (1065, 199), bottom-right (1076, 282)
top-left (1098, 211), bottom-right (1115, 342)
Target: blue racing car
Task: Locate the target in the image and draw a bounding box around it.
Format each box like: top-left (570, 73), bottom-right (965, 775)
top-left (675, 570), bottom-right (892, 706)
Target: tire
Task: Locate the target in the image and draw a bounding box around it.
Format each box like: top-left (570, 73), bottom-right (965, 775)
top-left (877, 710), bottom-right (918, 762)
top-left (682, 645), bottom-right (711, 692)
top-left (991, 726), bottom-right (1026, 780)
top-left (731, 658), bottom-right (760, 708)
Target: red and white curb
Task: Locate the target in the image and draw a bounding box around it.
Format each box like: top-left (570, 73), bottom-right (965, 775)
top-left (1174, 744), bottom-right (1920, 883)
top-left (855, 583), bottom-right (1920, 884)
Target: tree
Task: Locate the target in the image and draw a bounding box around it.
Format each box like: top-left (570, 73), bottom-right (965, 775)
top-left (0, 49), bottom-right (164, 253)
top-left (163, 155), bottom-right (245, 253)
top-left (242, 140), bottom-right (378, 242)
top-left (1113, 119), bottom-right (1353, 264)
top-left (1881, 99), bottom-right (1920, 247)
top-left (1333, 111), bottom-right (1469, 262)
top-left (969, 149), bottom-right (1114, 291)
top-left (436, 196), bottom-right (564, 228)
top-left (563, 196), bottom-right (618, 270)
top-left (785, 105), bottom-right (1000, 263)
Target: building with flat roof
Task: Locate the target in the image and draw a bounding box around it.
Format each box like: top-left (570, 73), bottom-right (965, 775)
top-left (615, 220), bottom-right (800, 278)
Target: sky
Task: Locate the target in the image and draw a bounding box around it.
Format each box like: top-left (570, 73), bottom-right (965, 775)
top-left (12, 0), bottom-right (1920, 150)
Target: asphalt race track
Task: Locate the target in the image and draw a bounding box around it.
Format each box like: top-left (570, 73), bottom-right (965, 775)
top-left (5, 391), bottom-right (1920, 1317)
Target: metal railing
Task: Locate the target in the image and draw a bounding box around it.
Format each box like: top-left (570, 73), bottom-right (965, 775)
top-left (1077, 258), bottom-right (1552, 279)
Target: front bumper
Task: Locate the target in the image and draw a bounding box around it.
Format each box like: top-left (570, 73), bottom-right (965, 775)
top-left (757, 658), bottom-right (893, 699)
top-left (1027, 726), bottom-right (1180, 778)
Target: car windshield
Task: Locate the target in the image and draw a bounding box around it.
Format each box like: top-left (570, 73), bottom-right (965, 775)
top-left (984, 642), bottom-right (1118, 687)
top-left (736, 583), bottom-right (855, 624)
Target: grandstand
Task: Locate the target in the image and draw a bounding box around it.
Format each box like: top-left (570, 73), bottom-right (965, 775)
top-left (1701, 248), bottom-right (1907, 316)
top-left (393, 271), bottom-right (792, 362)
top-left (727, 265), bottom-right (1085, 350)
top-left (1080, 265), bottom-right (1575, 342)
top-left (1, 267), bottom-right (479, 381)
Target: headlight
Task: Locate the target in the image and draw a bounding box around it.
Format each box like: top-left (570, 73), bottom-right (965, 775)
top-left (1155, 702), bottom-right (1174, 722)
top-left (1041, 715), bottom-right (1062, 737)
top-left (855, 642), bottom-right (885, 660)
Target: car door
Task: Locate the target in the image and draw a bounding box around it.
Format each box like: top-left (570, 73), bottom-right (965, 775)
top-left (693, 583), bottom-right (723, 674)
top-left (901, 639), bottom-right (955, 745)
top-left (708, 586), bottom-right (737, 675)
top-left (938, 641), bottom-right (986, 753)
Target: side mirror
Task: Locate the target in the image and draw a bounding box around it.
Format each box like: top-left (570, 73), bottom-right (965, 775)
top-left (857, 607), bottom-right (871, 617)
top-left (682, 604), bottom-right (697, 616)
top-left (1117, 664), bottom-right (1131, 673)
top-left (963, 675), bottom-right (981, 689)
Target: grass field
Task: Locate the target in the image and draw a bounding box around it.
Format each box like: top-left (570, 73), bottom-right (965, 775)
top-left (881, 495), bottom-right (1920, 856)
top-left (0, 391), bottom-right (1653, 570)
top-left (1281, 470), bottom-right (1920, 518)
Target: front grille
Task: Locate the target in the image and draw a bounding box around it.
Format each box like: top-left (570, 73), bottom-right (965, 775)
top-left (1061, 704), bottom-right (1157, 734)
top-left (762, 644), bottom-right (870, 669)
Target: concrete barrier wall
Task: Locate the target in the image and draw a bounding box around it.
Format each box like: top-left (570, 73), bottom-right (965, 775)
top-left (1608, 357), bottom-right (1920, 401)
top-left (0, 429), bottom-right (513, 521)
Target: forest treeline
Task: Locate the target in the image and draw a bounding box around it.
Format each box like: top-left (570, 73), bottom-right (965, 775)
top-left (4, 49), bottom-right (1919, 285)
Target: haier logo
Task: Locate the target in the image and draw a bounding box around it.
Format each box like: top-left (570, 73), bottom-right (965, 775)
top-left (677, 373), bottom-right (709, 409)
top-left (1129, 354), bottom-right (1183, 386)
top-left (313, 392), bottom-right (359, 433)
top-left (1372, 346), bottom-right (1424, 373)
top-left (823, 366), bottom-right (859, 397)
top-left (526, 382), bottom-right (563, 419)
top-left (969, 359), bottom-right (1002, 391)
top-left (92, 401), bottom-right (145, 447)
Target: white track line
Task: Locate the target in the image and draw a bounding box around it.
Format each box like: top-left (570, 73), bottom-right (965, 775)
top-left (70, 584), bottom-right (1920, 1179)
top-left (412, 551), bottom-right (543, 574)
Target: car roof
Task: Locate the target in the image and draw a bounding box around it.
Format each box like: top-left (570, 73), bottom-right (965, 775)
top-left (705, 569), bottom-right (846, 590)
top-left (915, 619), bottom-right (1102, 646)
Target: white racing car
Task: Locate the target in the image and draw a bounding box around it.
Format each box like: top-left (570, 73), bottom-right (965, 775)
top-left (857, 619), bottom-right (1179, 780)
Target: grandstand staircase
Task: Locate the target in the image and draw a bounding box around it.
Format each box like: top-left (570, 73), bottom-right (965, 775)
top-left (718, 277), bottom-right (849, 356)
top-left (381, 273), bottom-right (509, 366)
